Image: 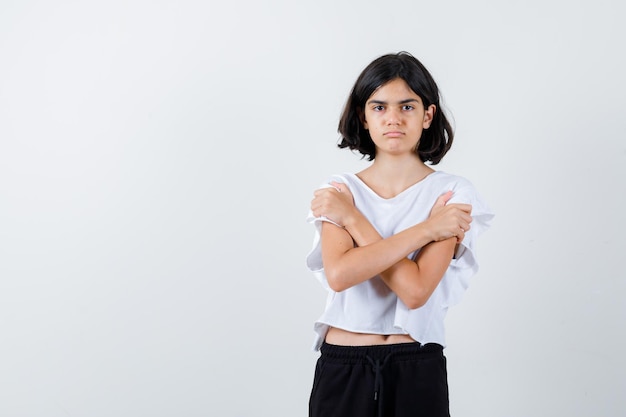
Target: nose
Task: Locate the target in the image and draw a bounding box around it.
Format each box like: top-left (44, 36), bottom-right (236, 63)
top-left (385, 108), bottom-right (401, 125)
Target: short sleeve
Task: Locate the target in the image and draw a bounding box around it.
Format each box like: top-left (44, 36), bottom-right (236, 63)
top-left (439, 182), bottom-right (494, 307)
top-left (305, 212), bottom-right (341, 290)
top-left (304, 181), bottom-right (345, 290)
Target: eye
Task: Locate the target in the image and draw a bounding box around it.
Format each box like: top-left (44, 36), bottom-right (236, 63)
top-left (373, 105), bottom-right (385, 111)
top-left (402, 105), bottom-right (414, 111)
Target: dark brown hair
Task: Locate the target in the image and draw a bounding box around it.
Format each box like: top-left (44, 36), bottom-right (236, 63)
top-left (338, 52), bottom-right (454, 164)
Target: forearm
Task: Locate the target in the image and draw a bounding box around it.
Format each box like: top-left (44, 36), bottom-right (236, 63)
top-left (344, 209), bottom-right (434, 249)
top-left (321, 220), bottom-right (435, 292)
top-left (344, 212), bottom-right (431, 287)
top-left (343, 211), bottom-right (454, 309)
top-left (384, 238), bottom-right (456, 308)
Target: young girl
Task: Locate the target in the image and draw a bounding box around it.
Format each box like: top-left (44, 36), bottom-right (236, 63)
top-left (306, 52), bottom-right (494, 417)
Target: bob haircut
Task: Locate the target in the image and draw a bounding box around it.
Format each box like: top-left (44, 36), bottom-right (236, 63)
top-left (338, 52), bottom-right (454, 164)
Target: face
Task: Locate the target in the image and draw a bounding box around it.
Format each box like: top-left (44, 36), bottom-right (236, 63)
top-left (361, 78), bottom-right (435, 157)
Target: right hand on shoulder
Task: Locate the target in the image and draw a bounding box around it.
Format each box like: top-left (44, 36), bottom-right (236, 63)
top-left (426, 191), bottom-right (472, 243)
top-left (311, 181), bottom-right (357, 228)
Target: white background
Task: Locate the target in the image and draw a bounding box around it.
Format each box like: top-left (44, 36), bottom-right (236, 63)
top-left (1, 0), bottom-right (624, 416)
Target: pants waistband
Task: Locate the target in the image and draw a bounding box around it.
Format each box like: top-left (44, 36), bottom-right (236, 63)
top-left (320, 341), bottom-right (443, 364)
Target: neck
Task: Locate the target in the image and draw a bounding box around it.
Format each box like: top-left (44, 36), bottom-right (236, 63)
top-left (359, 154), bottom-right (434, 198)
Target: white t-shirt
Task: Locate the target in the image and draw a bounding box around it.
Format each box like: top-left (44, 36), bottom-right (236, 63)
top-left (306, 171), bottom-right (494, 351)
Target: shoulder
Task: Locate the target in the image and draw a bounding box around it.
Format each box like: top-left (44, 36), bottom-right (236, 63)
top-left (426, 171), bottom-right (475, 192)
top-left (431, 172), bottom-right (494, 222)
top-left (317, 173), bottom-right (364, 192)
top-left (427, 171), bottom-right (487, 205)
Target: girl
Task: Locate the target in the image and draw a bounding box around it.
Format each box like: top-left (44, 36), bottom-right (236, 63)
top-left (306, 52), bottom-right (494, 417)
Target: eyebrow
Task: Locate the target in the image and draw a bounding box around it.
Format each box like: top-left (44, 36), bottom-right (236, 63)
top-left (367, 98), bottom-right (420, 105)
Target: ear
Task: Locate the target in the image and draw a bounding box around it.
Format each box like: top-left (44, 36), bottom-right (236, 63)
top-left (358, 108), bottom-right (368, 130)
top-left (423, 104), bottom-right (436, 129)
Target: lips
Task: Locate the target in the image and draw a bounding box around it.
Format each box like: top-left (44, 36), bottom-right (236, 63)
top-left (384, 131), bottom-right (404, 137)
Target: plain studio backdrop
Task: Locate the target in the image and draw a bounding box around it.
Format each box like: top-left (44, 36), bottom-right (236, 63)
top-left (0, 0), bottom-right (624, 416)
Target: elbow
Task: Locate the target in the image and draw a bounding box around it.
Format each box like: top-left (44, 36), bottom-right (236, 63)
top-left (401, 288), bottom-right (430, 310)
top-left (325, 267), bottom-right (351, 292)
top-left (328, 281), bottom-right (348, 293)
top-left (403, 297), bottom-right (427, 310)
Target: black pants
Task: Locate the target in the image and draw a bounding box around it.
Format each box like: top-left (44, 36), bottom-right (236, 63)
top-left (309, 342), bottom-right (450, 417)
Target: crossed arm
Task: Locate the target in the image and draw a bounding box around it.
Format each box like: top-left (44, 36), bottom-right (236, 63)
top-left (311, 182), bottom-right (472, 309)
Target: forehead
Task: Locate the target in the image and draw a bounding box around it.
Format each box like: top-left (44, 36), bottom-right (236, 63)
top-left (367, 78), bottom-right (421, 102)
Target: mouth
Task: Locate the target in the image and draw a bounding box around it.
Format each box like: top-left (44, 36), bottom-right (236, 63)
top-left (383, 131), bottom-right (404, 138)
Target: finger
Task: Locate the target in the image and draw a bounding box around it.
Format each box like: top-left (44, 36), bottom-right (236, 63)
top-left (313, 188), bottom-right (331, 197)
top-left (310, 195), bottom-right (322, 208)
top-left (457, 225), bottom-right (467, 242)
top-left (447, 203), bottom-right (472, 214)
top-left (310, 200), bottom-right (320, 214)
top-left (433, 190), bottom-right (453, 208)
top-left (330, 181), bottom-right (349, 194)
top-left (314, 188), bottom-right (334, 200)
